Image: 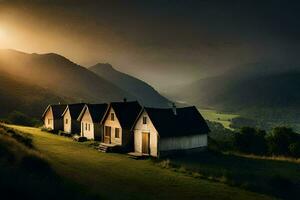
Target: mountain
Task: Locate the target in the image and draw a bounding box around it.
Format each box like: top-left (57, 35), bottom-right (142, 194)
top-left (89, 63), bottom-right (170, 107)
top-left (0, 49), bottom-right (134, 118)
top-left (166, 63), bottom-right (300, 119)
top-left (0, 49), bottom-right (132, 102)
top-left (0, 69), bottom-right (67, 117)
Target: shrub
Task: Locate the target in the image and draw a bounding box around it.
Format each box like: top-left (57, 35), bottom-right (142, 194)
top-left (207, 121), bottom-right (235, 151)
top-left (157, 159), bottom-right (171, 168)
top-left (73, 135), bottom-right (87, 142)
top-left (288, 143), bottom-right (300, 158)
top-left (233, 127), bottom-right (267, 155)
top-left (0, 126), bottom-right (33, 148)
top-left (58, 130), bottom-right (66, 136)
top-left (41, 127), bottom-right (57, 134)
top-left (266, 127), bottom-right (299, 156)
top-left (63, 132), bottom-right (72, 138)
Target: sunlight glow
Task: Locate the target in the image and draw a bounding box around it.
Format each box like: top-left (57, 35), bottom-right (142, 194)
top-left (0, 28), bottom-right (6, 40)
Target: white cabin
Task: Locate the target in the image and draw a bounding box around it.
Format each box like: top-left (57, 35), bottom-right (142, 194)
top-left (42, 104), bottom-right (67, 131)
top-left (77, 104), bottom-right (108, 140)
top-left (132, 106), bottom-right (210, 157)
top-left (61, 103), bottom-right (85, 134)
top-left (101, 101), bottom-right (141, 151)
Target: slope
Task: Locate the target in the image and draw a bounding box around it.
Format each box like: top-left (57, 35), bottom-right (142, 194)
top-left (0, 49), bottom-right (130, 104)
top-left (7, 124), bottom-right (274, 200)
top-left (89, 63), bottom-right (170, 107)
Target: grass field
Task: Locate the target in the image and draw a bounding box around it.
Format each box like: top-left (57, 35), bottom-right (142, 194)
top-left (4, 125), bottom-right (274, 200)
top-left (199, 108), bottom-right (239, 129)
top-left (168, 151), bottom-right (300, 200)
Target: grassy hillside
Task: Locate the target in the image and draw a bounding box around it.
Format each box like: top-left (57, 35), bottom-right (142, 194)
top-left (199, 108), bottom-right (238, 129)
top-left (0, 125), bottom-right (98, 200)
top-left (0, 70), bottom-right (67, 118)
top-left (4, 124), bottom-right (275, 200)
top-left (89, 63), bottom-right (170, 107)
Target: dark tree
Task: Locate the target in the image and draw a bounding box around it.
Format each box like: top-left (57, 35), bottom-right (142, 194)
top-left (233, 127), bottom-right (267, 154)
top-left (266, 127), bottom-right (299, 156)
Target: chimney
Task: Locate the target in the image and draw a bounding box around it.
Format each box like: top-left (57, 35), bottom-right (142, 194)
top-left (172, 103), bottom-right (177, 115)
top-left (123, 98), bottom-right (127, 103)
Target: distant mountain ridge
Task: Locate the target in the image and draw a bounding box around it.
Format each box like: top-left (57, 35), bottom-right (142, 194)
top-left (89, 63), bottom-right (171, 108)
top-left (0, 49), bottom-right (171, 118)
top-left (0, 49), bottom-right (130, 104)
top-left (166, 62), bottom-right (300, 119)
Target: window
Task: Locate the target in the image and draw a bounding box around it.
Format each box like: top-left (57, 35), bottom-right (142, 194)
top-left (115, 128), bottom-right (120, 138)
top-left (111, 113), bottom-right (115, 121)
top-left (143, 116), bottom-right (147, 124)
top-left (48, 119), bottom-right (50, 125)
top-left (65, 118), bottom-right (68, 124)
top-left (85, 123), bottom-right (87, 131)
top-left (88, 124), bottom-right (90, 131)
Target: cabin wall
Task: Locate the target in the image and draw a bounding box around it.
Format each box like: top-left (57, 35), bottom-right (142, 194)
top-left (159, 134), bottom-right (207, 152)
top-left (103, 107), bottom-right (122, 145)
top-left (133, 111), bottom-right (158, 157)
top-left (80, 109), bottom-right (95, 139)
top-left (44, 107), bottom-right (54, 129)
top-left (63, 109), bottom-right (72, 133)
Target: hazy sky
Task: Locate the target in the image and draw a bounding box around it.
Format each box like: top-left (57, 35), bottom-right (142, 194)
top-left (0, 0), bottom-right (299, 89)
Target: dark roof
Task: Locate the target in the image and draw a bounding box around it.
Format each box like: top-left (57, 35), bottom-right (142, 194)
top-left (84, 103), bottom-right (108, 122)
top-left (62, 103), bottom-right (86, 119)
top-left (109, 101), bottom-right (142, 129)
top-left (42, 104), bottom-right (67, 119)
top-left (142, 106), bottom-right (210, 138)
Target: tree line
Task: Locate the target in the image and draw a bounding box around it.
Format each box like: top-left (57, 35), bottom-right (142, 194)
top-left (208, 121), bottom-right (300, 158)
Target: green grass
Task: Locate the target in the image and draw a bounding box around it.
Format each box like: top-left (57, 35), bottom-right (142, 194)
top-left (199, 108), bottom-right (239, 129)
top-left (5, 124), bottom-right (274, 200)
top-left (168, 151), bottom-right (300, 199)
top-left (0, 125), bottom-right (98, 200)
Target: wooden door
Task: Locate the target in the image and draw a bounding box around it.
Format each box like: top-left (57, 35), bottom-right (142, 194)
top-left (142, 132), bottom-right (150, 154)
top-left (104, 126), bottom-right (111, 144)
top-left (81, 122), bottom-right (84, 136)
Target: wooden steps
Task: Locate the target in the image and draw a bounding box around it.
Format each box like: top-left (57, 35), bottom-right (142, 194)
top-left (97, 144), bottom-right (109, 152)
top-left (96, 143), bottom-right (118, 153)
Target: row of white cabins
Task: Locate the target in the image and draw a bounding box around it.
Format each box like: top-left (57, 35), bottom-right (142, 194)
top-left (42, 100), bottom-right (210, 157)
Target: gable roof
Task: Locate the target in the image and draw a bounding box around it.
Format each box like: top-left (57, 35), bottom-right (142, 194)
top-left (77, 103), bottom-right (108, 123)
top-left (136, 106), bottom-right (210, 138)
top-left (61, 103), bottom-right (86, 119)
top-left (105, 101), bottom-right (142, 129)
top-left (42, 104), bottom-right (67, 119)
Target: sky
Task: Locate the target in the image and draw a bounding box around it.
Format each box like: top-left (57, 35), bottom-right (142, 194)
top-left (0, 0), bottom-right (299, 89)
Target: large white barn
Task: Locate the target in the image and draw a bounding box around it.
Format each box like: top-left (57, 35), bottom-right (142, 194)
top-left (132, 106), bottom-right (210, 157)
